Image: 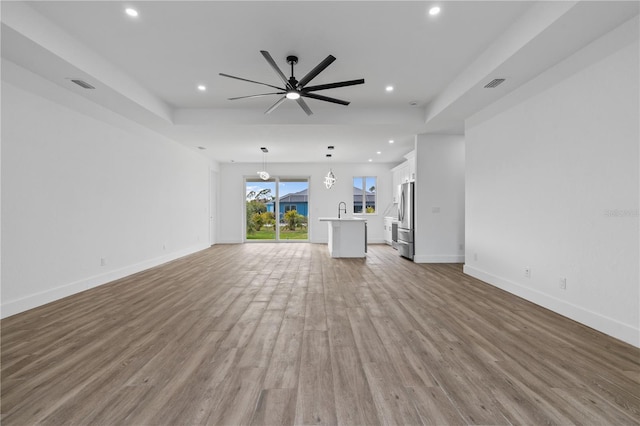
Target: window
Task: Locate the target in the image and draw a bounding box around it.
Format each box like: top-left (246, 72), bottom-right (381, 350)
top-left (353, 176), bottom-right (377, 214)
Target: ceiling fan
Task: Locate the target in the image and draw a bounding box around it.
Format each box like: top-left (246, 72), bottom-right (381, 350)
top-left (219, 50), bottom-right (365, 116)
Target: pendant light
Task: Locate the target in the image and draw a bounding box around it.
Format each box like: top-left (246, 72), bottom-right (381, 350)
top-left (324, 149), bottom-right (336, 189)
top-left (257, 147), bottom-right (269, 180)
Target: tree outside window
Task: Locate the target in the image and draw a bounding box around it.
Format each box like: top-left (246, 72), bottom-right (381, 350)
top-left (353, 177), bottom-right (376, 214)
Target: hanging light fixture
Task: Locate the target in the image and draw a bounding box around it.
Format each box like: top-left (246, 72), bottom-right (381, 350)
top-left (257, 147), bottom-right (270, 180)
top-left (325, 169), bottom-right (336, 189)
top-left (324, 149), bottom-right (336, 189)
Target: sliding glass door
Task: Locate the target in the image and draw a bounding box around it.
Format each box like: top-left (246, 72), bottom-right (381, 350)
top-left (278, 178), bottom-right (308, 240)
top-left (245, 178), bottom-right (277, 240)
top-left (245, 177), bottom-right (309, 241)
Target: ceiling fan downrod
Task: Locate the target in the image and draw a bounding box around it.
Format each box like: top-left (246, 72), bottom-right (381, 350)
top-left (287, 55), bottom-right (298, 80)
top-left (286, 55), bottom-right (300, 97)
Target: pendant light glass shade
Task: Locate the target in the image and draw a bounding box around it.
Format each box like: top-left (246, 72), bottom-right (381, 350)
top-left (324, 150), bottom-right (336, 189)
top-left (324, 169), bottom-right (336, 189)
top-left (257, 148), bottom-right (269, 180)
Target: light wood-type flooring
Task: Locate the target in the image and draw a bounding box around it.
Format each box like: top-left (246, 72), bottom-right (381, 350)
top-left (2, 243), bottom-right (639, 425)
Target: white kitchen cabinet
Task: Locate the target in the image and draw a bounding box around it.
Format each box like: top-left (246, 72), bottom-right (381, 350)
top-left (318, 218), bottom-right (367, 258)
top-left (390, 150), bottom-right (416, 203)
top-left (405, 150), bottom-right (416, 182)
top-left (383, 216), bottom-right (395, 245)
top-left (401, 163), bottom-right (410, 183)
top-left (391, 162), bottom-right (408, 202)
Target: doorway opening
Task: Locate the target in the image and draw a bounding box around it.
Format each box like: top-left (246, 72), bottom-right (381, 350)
top-left (245, 177), bottom-right (309, 241)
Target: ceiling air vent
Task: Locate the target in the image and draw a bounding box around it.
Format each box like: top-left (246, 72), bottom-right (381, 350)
top-left (484, 78), bottom-right (506, 88)
top-left (70, 79), bottom-right (95, 89)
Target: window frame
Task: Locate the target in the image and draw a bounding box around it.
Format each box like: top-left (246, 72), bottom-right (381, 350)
top-left (353, 176), bottom-right (377, 215)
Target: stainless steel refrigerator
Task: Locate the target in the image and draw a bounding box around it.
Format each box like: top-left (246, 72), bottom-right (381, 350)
top-left (397, 182), bottom-right (414, 260)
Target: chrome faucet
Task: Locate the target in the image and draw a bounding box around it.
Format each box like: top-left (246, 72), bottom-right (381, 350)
top-left (338, 201), bottom-right (347, 219)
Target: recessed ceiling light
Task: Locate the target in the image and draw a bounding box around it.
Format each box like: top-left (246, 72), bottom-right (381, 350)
top-left (389, 139), bottom-right (395, 144)
top-left (197, 85), bottom-right (206, 91)
top-left (429, 6), bottom-right (441, 16)
top-left (125, 8), bottom-right (138, 17)
top-left (376, 151), bottom-right (381, 155)
top-left (368, 158), bottom-right (373, 162)
top-left (385, 86), bottom-right (394, 92)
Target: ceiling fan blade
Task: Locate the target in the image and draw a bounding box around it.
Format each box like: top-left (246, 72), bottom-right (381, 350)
top-left (296, 97), bottom-right (313, 116)
top-left (260, 50), bottom-right (291, 89)
top-left (228, 92), bottom-right (284, 100)
top-left (219, 73), bottom-right (284, 91)
top-left (302, 92), bottom-right (350, 106)
top-left (298, 55), bottom-right (336, 88)
top-left (265, 96), bottom-right (287, 114)
top-left (303, 79), bottom-right (365, 92)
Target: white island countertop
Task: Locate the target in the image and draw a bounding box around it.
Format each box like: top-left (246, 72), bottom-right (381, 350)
top-left (318, 217), bottom-right (367, 258)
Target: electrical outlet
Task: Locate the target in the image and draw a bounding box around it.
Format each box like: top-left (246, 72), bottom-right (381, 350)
top-left (163, 243), bottom-right (167, 250)
top-left (559, 277), bottom-right (567, 290)
top-left (524, 267), bottom-right (531, 278)
top-left (100, 257), bottom-right (107, 267)
top-left (473, 253), bottom-right (478, 261)
top-left (459, 243), bottom-right (464, 250)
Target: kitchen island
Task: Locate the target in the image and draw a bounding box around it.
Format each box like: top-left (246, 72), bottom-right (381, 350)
top-left (318, 217), bottom-right (367, 258)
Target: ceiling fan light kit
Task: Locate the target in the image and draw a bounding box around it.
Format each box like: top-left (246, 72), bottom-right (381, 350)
top-left (220, 51), bottom-right (365, 115)
top-left (286, 91), bottom-right (300, 100)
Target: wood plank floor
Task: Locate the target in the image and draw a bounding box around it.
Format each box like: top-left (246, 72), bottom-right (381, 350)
top-left (2, 243), bottom-right (639, 425)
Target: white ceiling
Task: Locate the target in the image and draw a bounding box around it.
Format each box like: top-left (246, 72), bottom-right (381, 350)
top-left (2, 1), bottom-right (638, 164)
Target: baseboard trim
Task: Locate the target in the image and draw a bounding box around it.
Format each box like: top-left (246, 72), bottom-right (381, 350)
top-left (414, 254), bottom-right (465, 263)
top-left (1, 243), bottom-right (210, 319)
top-left (463, 264), bottom-right (640, 347)
top-left (367, 238), bottom-right (386, 245)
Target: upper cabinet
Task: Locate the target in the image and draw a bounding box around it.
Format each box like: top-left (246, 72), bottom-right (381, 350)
top-left (404, 150), bottom-right (416, 182)
top-left (390, 150), bottom-right (416, 203)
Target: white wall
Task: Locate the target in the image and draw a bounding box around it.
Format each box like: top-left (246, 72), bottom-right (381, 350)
top-left (218, 162), bottom-right (393, 244)
top-left (414, 134), bottom-right (466, 263)
top-left (1, 74), bottom-right (212, 318)
top-left (464, 32), bottom-right (639, 345)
